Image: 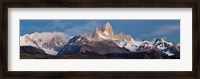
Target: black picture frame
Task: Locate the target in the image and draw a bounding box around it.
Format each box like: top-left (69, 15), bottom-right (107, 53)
top-left (1, 0), bottom-right (199, 79)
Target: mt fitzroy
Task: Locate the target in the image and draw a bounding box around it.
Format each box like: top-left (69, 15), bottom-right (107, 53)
top-left (58, 22), bottom-right (134, 56)
top-left (57, 22), bottom-right (180, 58)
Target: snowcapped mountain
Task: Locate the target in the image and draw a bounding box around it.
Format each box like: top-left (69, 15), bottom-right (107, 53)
top-left (57, 22), bottom-right (180, 58)
top-left (20, 32), bottom-right (71, 55)
top-left (58, 35), bottom-right (130, 56)
top-left (58, 22), bottom-right (136, 56)
top-left (90, 22), bottom-right (143, 51)
top-left (135, 38), bottom-right (179, 57)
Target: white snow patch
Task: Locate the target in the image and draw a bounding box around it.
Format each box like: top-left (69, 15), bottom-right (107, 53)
top-left (103, 31), bottom-right (109, 35)
top-left (114, 38), bottom-right (143, 52)
top-left (157, 44), bottom-right (167, 50)
top-left (164, 50), bottom-right (174, 56)
top-left (126, 46), bottom-right (139, 52)
top-left (42, 48), bottom-right (58, 55)
top-left (99, 33), bottom-right (109, 39)
top-left (116, 41), bottom-right (126, 48)
top-left (20, 37), bottom-right (37, 47)
top-left (75, 38), bottom-right (81, 42)
top-left (168, 42), bottom-right (173, 46)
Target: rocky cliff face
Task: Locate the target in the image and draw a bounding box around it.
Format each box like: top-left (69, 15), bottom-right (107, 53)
top-left (91, 22), bottom-right (135, 42)
top-left (102, 22), bottom-right (115, 38)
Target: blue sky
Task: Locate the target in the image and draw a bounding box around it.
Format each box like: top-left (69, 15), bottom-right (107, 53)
top-left (20, 20), bottom-right (180, 43)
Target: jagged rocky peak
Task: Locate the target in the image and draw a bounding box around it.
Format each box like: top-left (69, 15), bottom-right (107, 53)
top-left (90, 22), bottom-right (136, 44)
top-left (102, 22), bottom-right (111, 31)
top-left (115, 32), bottom-right (125, 41)
top-left (92, 27), bottom-right (102, 36)
top-left (102, 22), bottom-right (114, 37)
top-left (92, 22), bottom-right (116, 41)
top-left (95, 27), bottom-right (101, 33)
top-left (92, 27), bottom-right (101, 40)
top-left (125, 35), bottom-right (133, 41)
top-left (83, 33), bottom-right (88, 37)
top-left (153, 38), bottom-right (174, 46)
top-left (114, 32), bottom-right (133, 42)
top-left (83, 32), bottom-right (92, 41)
top-left (83, 32), bottom-right (89, 39)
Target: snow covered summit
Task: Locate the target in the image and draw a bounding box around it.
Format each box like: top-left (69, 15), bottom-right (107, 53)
top-left (20, 32), bottom-right (71, 55)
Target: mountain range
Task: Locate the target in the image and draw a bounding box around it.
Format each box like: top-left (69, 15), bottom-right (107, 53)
top-left (20, 22), bottom-right (180, 59)
top-left (20, 32), bottom-right (71, 55)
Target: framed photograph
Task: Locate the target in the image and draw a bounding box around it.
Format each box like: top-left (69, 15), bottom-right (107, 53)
top-left (1, 0), bottom-right (199, 79)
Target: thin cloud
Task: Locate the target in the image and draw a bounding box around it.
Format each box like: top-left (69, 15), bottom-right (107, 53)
top-left (51, 20), bottom-right (72, 28)
top-left (152, 25), bottom-right (180, 35)
top-left (65, 21), bottom-right (101, 36)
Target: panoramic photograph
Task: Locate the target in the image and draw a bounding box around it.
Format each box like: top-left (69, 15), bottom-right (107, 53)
top-left (20, 20), bottom-right (180, 59)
